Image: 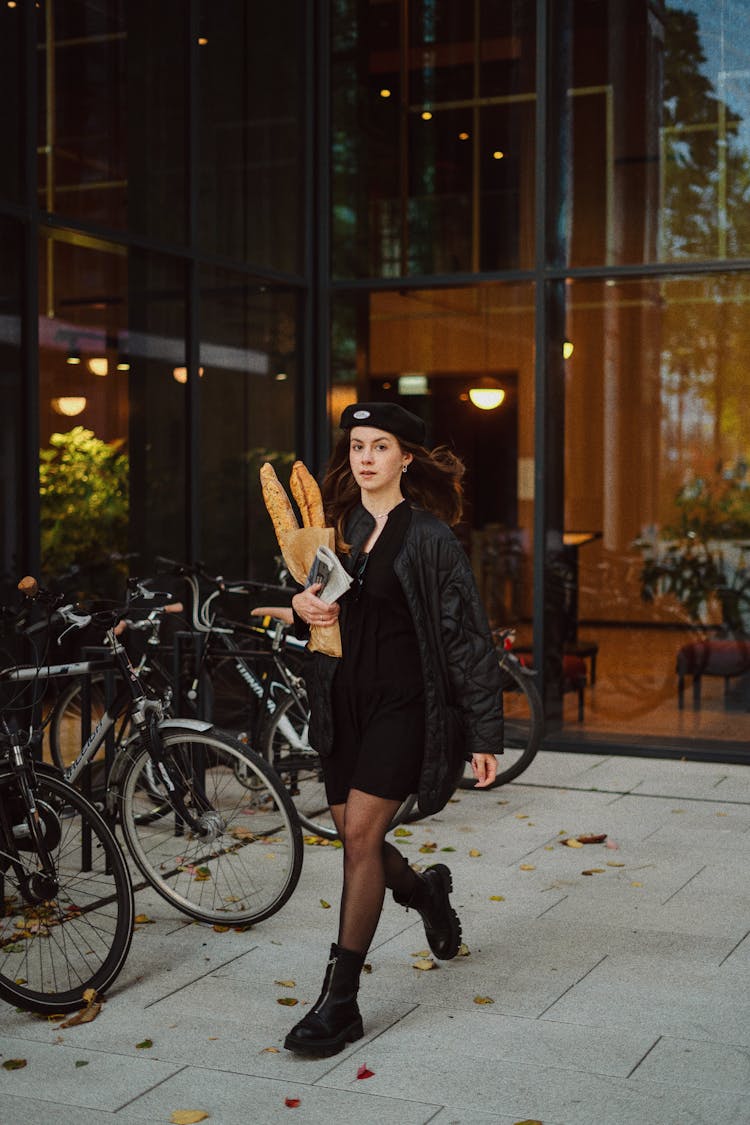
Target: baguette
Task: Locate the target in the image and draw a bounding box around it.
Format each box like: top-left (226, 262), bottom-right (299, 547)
top-left (290, 461), bottom-right (326, 528)
top-left (260, 462), bottom-right (299, 541)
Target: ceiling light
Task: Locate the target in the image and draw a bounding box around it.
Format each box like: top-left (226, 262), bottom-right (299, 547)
top-left (275, 372), bottom-right (288, 381)
top-left (66, 348), bottom-right (81, 365)
top-left (197, 36), bottom-right (208, 45)
top-left (421, 111), bottom-right (433, 121)
top-left (458, 132), bottom-right (470, 141)
top-left (380, 88), bottom-right (391, 98)
top-left (116, 356), bottom-right (130, 371)
top-left (173, 365), bottom-right (205, 384)
top-left (87, 356), bottom-right (108, 377)
top-left (563, 340), bottom-right (574, 359)
top-left (52, 396), bottom-right (87, 417)
top-left (468, 379), bottom-right (505, 411)
top-left (492, 150), bottom-right (504, 160)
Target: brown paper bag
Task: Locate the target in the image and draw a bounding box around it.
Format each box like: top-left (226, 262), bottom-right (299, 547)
top-left (278, 527), bottom-right (342, 658)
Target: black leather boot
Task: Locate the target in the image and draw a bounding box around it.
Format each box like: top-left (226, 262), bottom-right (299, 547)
top-left (393, 863), bottom-right (462, 960)
top-left (284, 943), bottom-right (365, 1056)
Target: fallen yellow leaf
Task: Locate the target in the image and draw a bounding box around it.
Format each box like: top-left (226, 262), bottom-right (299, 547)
top-left (458, 943), bottom-right (471, 957)
top-left (473, 995), bottom-right (494, 1005)
top-left (319, 899), bottom-right (331, 909)
top-left (469, 849), bottom-right (482, 857)
top-left (133, 914), bottom-right (154, 925)
top-left (213, 925), bottom-right (230, 933)
top-left (606, 861), bottom-right (625, 867)
top-left (412, 958), bottom-right (436, 971)
top-left (562, 838), bottom-right (584, 848)
top-left (393, 827), bottom-right (412, 837)
top-left (489, 895), bottom-right (505, 901)
top-left (515, 814), bottom-right (529, 819)
top-left (519, 864), bottom-right (536, 871)
top-left (631, 881), bottom-right (642, 887)
top-left (170, 1113), bottom-right (209, 1125)
top-left (277, 997), bottom-right (299, 1006)
top-left (275, 980), bottom-right (296, 988)
top-left (544, 845), bottom-right (555, 851)
top-left (261, 1046), bottom-right (280, 1053)
top-left (411, 949), bottom-right (431, 957)
top-left (57, 991), bottom-right (102, 1029)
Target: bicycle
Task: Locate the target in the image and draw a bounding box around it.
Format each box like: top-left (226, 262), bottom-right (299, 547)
top-left (0, 581), bottom-right (135, 1014)
top-left (3, 580), bottom-right (304, 928)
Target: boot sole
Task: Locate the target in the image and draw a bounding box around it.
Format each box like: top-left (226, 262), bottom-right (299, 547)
top-left (425, 864), bottom-right (462, 960)
top-left (284, 1017), bottom-right (364, 1057)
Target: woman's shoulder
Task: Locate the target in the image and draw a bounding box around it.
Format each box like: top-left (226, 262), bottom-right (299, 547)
top-left (407, 506), bottom-right (456, 542)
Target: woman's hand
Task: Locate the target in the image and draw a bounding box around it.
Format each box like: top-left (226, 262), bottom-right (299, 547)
top-left (470, 753), bottom-right (497, 788)
top-left (292, 583), bottom-right (341, 628)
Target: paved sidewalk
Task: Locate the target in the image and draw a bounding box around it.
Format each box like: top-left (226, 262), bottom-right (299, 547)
top-left (2, 750), bottom-right (750, 1125)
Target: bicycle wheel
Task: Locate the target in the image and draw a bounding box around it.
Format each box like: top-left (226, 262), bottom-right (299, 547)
top-left (458, 660), bottom-right (544, 790)
top-left (263, 694), bottom-right (420, 837)
top-left (117, 727), bottom-right (303, 925)
top-left (48, 674), bottom-right (131, 772)
top-left (0, 770), bottom-right (134, 1014)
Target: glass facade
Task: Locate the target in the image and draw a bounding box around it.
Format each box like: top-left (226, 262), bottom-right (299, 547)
top-left (3, 0), bottom-right (750, 760)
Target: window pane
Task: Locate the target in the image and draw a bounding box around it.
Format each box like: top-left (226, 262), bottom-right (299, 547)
top-left (333, 282), bottom-right (536, 628)
top-left (332, 0), bottom-right (536, 278)
top-left (197, 0), bottom-right (304, 272)
top-left (563, 273), bottom-right (750, 743)
top-left (38, 235), bottom-right (187, 596)
top-left (0, 217), bottom-right (23, 599)
top-left (0, 3), bottom-right (23, 202)
top-left (566, 0), bottom-right (750, 266)
top-left (37, 1), bottom-right (188, 245)
top-left (199, 269), bottom-right (298, 579)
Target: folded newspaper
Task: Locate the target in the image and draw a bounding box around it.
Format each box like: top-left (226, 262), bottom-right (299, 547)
top-left (306, 545), bottom-right (353, 604)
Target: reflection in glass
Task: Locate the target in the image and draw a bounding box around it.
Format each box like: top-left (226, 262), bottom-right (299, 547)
top-left (566, 0), bottom-right (750, 266)
top-left (199, 269), bottom-right (298, 580)
top-left (332, 0), bottom-right (535, 278)
top-left (563, 273), bottom-right (750, 741)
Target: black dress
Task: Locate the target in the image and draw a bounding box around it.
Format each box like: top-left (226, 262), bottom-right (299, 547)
top-left (324, 500), bottom-right (425, 805)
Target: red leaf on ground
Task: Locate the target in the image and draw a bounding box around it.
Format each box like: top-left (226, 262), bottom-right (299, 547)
top-left (357, 1064), bottom-right (375, 1079)
top-left (284, 1097), bottom-right (301, 1108)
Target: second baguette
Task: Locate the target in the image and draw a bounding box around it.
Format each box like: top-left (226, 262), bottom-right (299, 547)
top-left (290, 461), bottom-right (326, 528)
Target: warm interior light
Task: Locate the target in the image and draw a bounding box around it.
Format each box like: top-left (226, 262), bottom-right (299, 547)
top-left (66, 349), bottom-right (81, 365)
top-left (563, 340), bottom-right (574, 359)
top-left (52, 396), bottom-right (87, 417)
top-left (421, 111), bottom-right (433, 121)
top-left (458, 131), bottom-right (470, 141)
top-left (492, 150), bottom-right (505, 160)
top-left (380, 88), bottom-right (391, 98)
top-left (173, 365), bottom-right (205, 384)
top-left (468, 381), bottom-right (506, 411)
top-left (87, 356), bottom-right (108, 377)
top-left (116, 357), bottom-right (130, 371)
top-left (197, 36), bottom-right (208, 45)
top-left (275, 372), bottom-right (288, 381)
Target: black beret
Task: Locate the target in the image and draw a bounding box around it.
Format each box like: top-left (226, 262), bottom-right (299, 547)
top-left (339, 401), bottom-right (426, 446)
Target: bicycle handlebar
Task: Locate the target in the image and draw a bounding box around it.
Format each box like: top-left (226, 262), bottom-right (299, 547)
top-left (153, 556), bottom-right (291, 595)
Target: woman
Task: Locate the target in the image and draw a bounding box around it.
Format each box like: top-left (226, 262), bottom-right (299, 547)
top-left (284, 401), bottom-right (503, 1057)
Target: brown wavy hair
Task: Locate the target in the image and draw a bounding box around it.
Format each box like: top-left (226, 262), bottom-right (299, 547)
top-left (321, 433), bottom-right (465, 553)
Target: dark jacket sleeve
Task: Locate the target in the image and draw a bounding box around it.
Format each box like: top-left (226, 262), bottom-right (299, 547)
top-left (436, 535), bottom-right (504, 758)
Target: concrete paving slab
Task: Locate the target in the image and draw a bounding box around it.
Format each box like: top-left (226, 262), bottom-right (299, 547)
top-left (318, 1048), bottom-right (749, 1125)
top-left (0, 1033), bottom-right (181, 1111)
top-left (630, 1034), bottom-right (750, 1094)
top-left (127, 1064), bottom-right (440, 1124)
top-left (542, 957), bottom-right (750, 1047)
top-left (366, 1002), bottom-right (658, 1077)
top-left (0, 1092), bottom-right (154, 1124)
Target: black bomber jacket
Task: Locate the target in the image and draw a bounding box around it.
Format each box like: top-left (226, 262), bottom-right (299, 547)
top-left (301, 503), bottom-right (504, 815)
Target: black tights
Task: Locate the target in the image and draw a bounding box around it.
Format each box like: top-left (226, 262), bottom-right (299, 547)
top-left (330, 789), bottom-right (420, 956)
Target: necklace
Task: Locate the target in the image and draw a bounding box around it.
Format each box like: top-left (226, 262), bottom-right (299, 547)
top-left (370, 501), bottom-right (401, 521)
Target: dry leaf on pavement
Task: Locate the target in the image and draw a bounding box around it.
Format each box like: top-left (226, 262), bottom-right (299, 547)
top-left (275, 980), bottom-right (296, 988)
top-left (2, 1059), bottom-right (27, 1070)
top-left (357, 1064), bottom-right (375, 1079)
top-left (469, 849), bottom-right (482, 857)
top-left (519, 864), bottom-right (536, 871)
top-left (319, 899), bottom-right (331, 909)
top-left (169, 1112), bottom-right (209, 1124)
top-left (284, 1097), bottom-right (301, 1108)
top-left (473, 995), bottom-right (494, 1005)
top-left (277, 997), bottom-right (299, 1006)
top-left (412, 958), bottom-right (436, 971)
top-left (57, 989), bottom-right (102, 1029)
